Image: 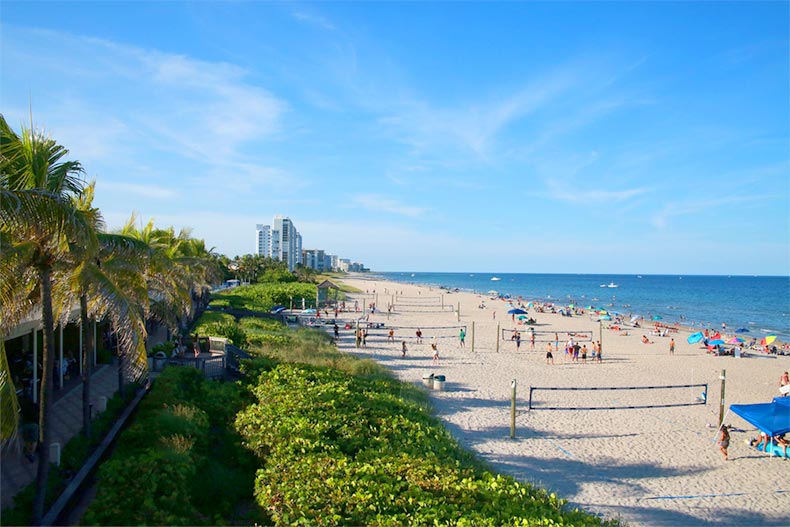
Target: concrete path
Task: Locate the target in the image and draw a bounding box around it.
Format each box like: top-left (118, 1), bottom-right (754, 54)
top-left (1, 364), bottom-right (120, 510)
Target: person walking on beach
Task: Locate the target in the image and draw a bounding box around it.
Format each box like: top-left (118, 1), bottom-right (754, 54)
top-left (401, 341), bottom-right (407, 357)
top-left (596, 340), bottom-right (602, 362)
top-left (515, 331), bottom-right (521, 350)
top-left (459, 328), bottom-right (466, 348)
top-left (388, 328), bottom-right (395, 342)
top-left (530, 328), bottom-right (536, 350)
top-left (416, 328), bottom-right (423, 343)
top-left (333, 323), bottom-right (340, 341)
top-left (555, 333), bottom-right (559, 352)
top-left (431, 342), bottom-right (439, 364)
top-left (669, 338), bottom-right (675, 355)
top-left (717, 425), bottom-right (730, 460)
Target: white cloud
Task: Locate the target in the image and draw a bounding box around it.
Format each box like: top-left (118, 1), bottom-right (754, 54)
top-left (351, 194), bottom-right (428, 218)
top-left (545, 178), bottom-right (650, 204)
top-left (98, 181), bottom-right (176, 199)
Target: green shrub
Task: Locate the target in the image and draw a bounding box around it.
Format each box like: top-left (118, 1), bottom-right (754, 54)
top-left (84, 449), bottom-right (201, 526)
top-left (209, 298), bottom-right (230, 309)
top-left (235, 364), bottom-right (610, 527)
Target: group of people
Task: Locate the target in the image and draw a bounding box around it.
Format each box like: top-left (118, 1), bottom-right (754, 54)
top-left (561, 339), bottom-right (603, 364)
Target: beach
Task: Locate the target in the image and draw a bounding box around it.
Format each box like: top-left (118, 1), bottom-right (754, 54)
top-left (335, 275), bottom-right (790, 527)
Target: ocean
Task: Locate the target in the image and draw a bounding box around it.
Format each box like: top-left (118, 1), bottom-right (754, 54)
top-left (372, 272), bottom-right (790, 341)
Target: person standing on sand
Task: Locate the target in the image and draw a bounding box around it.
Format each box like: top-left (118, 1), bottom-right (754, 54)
top-left (555, 333), bottom-right (559, 352)
top-left (670, 338), bottom-right (675, 355)
top-left (401, 341), bottom-right (407, 357)
top-left (596, 340), bottom-right (602, 362)
top-left (431, 342), bottom-right (439, 364)
top-left (530, 328), bottom-right (536, 350)
top-left (416, 328), bottom-right (423, 343)
top-left (459, 328), bottom-right (466, 348)
top-left (546, 342), bottom-right (554, 364)
top-left (515, 331), bottom-right (521, 350)
top-left (718, 425), bottom-right (730, 460)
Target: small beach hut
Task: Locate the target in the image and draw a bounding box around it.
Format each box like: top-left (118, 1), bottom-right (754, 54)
top-left (316, 279), bottom-right (340, 308)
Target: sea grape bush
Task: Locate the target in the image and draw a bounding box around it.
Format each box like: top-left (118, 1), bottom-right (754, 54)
top-left (236, 363), bottom-right (610, 526)
top-left (212, 282), bottom-right (317, 312)
top-left (83, 368), bottom-right (261, 525)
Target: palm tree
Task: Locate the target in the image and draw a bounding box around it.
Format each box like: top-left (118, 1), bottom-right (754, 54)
top-left (52, 182), bottom-right (150, 435)
top-left (1, 113), bottom-right (94, 524)
top-left (119, 217), bottom-right (221, 341)
top-left (0, 189), bottom-right (96, 525)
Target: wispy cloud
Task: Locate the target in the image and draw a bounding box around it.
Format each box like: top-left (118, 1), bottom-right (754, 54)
top-left (3, 26), bottom-right (288, 169)
top-left (545, 178), bottom-right (650, 204)
top-left (651, 195), bottom-right (768, 228)
top-left (292, 10), bottom-right (336, 31)
top-left (99, 181), bottom-right (176, 199)
top-left (352, 194), bottom-right (427, 218)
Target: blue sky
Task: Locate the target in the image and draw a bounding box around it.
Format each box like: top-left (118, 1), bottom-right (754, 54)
top-left (2, 1), bottom-right (788, 275)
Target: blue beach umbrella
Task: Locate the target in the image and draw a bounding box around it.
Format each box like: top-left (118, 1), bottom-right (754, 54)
top-left (652, 315), bottom-right (663, 321)
top-left (508, 308), bottom-right (528, 315)
top-left (735, 328), bottom-right (750, 333)
top-left (600, 315), bottom-right (612, 321)
top-left (687, 332), bottom-right (704, 344)
top-left (708, 339), bottom-right (726, 346)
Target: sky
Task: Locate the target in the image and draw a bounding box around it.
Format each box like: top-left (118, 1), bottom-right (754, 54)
top-left (1, 1), bottom-right (788, 275)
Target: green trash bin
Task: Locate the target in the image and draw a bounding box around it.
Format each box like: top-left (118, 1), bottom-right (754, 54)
top-left (434, 375), bottom-right (446, 391)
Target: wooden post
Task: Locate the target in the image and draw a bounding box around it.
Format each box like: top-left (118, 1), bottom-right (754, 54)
top-left (719, 369), bottom-right (727, 426)
top-left (510, 379), bottom-right (517, 439)
top-left (471, 321), bottom-right (475, 353)
top-left (441, 294), bottom-right (444, 308)
top-left (496, 322), bottom-right (500, 353)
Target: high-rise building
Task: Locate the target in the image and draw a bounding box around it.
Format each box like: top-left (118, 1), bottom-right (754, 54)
top-left (255, 224), bottom-right (271, 256)
top-left (255, 216), bottom-right (301, 271)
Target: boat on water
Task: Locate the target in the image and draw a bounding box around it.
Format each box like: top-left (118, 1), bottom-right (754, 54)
top-left (491, 276), bottom-right (501, 281)
top-left (607, 282), bottom-right (618, 288)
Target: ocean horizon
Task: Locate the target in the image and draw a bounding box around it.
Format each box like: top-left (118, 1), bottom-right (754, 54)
top-left (370, 272), bottom-right (790, 342)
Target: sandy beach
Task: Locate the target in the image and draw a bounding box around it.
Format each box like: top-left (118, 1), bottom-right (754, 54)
top-left (334, 275), bottom-right (790, 527)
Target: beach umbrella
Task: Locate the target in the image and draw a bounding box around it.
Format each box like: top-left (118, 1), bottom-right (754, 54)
top-left (708, 339), bottom-right (725, 346)
top-left (687, 332), bottom-right (704, 344)
top-left (598, 309), bottom-right (608, 315)
top-left (651, 315), bottom-right (663, 321)
top-left (586, 305), bottom-right (595, 310)
top-left (600, 315), bottom-right (612, 321)
top-left (517, 315), bottom-right (527, 320)
top-left (761, 335), bottom-right (777, 345)
top-left (727, 337), bottom-right (745, 344)
top-left (508, 308), bottom-right (528, 315)
top-left (527, 302), bottom-right (534, 308)
top-left (735, 328), bottom-right (750, 333)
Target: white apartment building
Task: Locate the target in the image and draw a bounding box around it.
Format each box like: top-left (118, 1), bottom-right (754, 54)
top-left (255, 216), bottom-right (302, 271)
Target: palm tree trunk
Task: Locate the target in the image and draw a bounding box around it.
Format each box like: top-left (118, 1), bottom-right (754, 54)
top-left (116, 326), bottom-right (125, 399)
top-left (32, 264), bottom-right (54, 525)
top-left (80, 294), bottom-right (92, 438)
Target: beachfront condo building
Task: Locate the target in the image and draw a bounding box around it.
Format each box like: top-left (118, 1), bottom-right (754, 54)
top-left (255, 216), bottom-right (302, 271)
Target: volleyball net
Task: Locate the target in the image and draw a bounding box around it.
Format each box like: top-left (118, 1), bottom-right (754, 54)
top-left (500, 329), bottom-right (593, 343)
top-left (361, 324), bottom-right (467, 340)
top-left (527, 383), bottom-right (708, 411)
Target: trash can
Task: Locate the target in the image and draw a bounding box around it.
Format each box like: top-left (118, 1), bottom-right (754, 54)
top-left (153, 351), bottom-right (168, 371)
top-left (422, 373), bottom-right (434, 389)
top-left (434, 375), bottom-right (446, 391)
